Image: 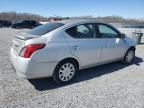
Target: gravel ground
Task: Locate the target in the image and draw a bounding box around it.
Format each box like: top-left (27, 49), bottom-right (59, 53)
top-left (0, 28), bottom-right (144, 108)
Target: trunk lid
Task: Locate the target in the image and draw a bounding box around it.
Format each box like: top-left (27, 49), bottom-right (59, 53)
top-left (13, 32), bottom-right (39, 40)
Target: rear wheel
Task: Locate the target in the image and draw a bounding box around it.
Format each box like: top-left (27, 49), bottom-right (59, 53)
top-left (53, 60), bottom-right (78, 84)
top-left (123, 49), bottom-right (135, 64)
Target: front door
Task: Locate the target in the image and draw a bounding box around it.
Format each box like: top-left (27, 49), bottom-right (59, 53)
top-left (96, 24), bottom-right (127, 62)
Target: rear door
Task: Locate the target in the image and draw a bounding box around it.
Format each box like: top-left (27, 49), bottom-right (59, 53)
top-left (65, 23), bottom-right (102, 68)
top-left (96, 23), bottom-right (127, 62)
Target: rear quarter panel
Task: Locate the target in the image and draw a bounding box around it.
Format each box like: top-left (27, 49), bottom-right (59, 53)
top-left (30, 31), bottom-right (80, 65)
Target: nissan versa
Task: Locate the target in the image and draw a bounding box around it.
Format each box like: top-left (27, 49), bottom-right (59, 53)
top-left (10, 19), bottom-right (136, 84)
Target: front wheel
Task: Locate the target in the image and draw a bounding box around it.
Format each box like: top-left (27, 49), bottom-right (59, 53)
top-left (53, 60), bottom-right (78, 84)
top-left (122, 49), bottom-right (135, 64)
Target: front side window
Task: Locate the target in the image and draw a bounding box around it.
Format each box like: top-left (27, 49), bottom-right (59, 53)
top-left (66, 24), bottom-right (94, 39)
top-left (98, 24), bottom-right (120, 38)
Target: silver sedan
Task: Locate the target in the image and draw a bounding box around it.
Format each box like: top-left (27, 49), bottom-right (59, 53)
top-left (10, 19), bottom-right (136, 84)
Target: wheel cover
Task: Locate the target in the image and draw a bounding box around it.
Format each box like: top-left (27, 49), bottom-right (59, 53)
top-left (59, 63), bottom-right (75, 82)
top-left (126, 50), bottom-right (134, 63)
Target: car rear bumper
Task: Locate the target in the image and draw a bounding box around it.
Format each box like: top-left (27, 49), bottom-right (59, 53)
top-left (10, 48), bottom-right (58, 79)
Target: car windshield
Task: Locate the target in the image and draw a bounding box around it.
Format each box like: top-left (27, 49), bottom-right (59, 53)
top-left (27, 22), bottom-right (64, 36)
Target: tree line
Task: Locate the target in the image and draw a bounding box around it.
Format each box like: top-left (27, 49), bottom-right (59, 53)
top-left (0, 12), bottom-right (144, 25)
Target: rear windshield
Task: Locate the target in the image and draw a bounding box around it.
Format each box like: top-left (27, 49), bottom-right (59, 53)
top-left (28, 22), bottom-right (64, 36)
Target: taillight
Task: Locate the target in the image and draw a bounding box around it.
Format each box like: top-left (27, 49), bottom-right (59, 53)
top-left (20, 44), bottom-right (46, 58)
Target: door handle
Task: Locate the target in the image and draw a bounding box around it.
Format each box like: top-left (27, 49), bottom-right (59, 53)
top-left (73, 45), bottom-right (80, 51)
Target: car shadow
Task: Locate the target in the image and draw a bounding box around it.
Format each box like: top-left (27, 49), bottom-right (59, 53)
top-left (29, 56), bottom-right (143, 91)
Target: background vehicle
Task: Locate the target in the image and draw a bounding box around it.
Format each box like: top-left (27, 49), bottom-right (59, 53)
top-left (11, 20), bottom-right (41, 29)
top-left (10, 19), bottom-right (136, 84)
top-left (0, 23), bottom-right (2, 28)
top-left (0, 20), bottom-right (12, 27)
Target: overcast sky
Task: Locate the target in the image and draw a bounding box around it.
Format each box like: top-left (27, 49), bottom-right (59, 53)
top-left (0, 0), bottom-right (144, 19)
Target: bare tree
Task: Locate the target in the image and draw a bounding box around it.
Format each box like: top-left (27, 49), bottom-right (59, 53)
top-left (0, 12), bottom-right (144, 25)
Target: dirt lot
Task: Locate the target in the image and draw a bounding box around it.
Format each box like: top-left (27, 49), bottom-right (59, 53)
top-left (0, 28), bottom-right (144, 108)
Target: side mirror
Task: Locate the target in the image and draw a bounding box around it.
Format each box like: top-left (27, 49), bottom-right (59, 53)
top-left (121, 33), bottom-right (126, 39)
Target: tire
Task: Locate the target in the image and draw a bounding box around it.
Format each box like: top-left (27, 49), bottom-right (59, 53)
top-left (53, 60), bottom-right (78, 84)
top-left (122, 49), bottom-right (135, 64)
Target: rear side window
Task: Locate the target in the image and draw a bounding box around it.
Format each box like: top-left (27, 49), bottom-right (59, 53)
top-left (28, 22), bottom-right (64, 36)
top-left (66, 24), bottom-right (94, 39)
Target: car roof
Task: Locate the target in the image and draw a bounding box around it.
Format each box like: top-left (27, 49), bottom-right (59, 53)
top-left (53, 19), bottom-right (120, 33)
top-left (54, 19), bottom-right (111, 28)
top-left (56, 19), bottom-right (103, 25)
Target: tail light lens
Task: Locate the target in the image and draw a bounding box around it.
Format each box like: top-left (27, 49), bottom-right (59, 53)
top-left (20, 43), bottom-right (46, 58)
